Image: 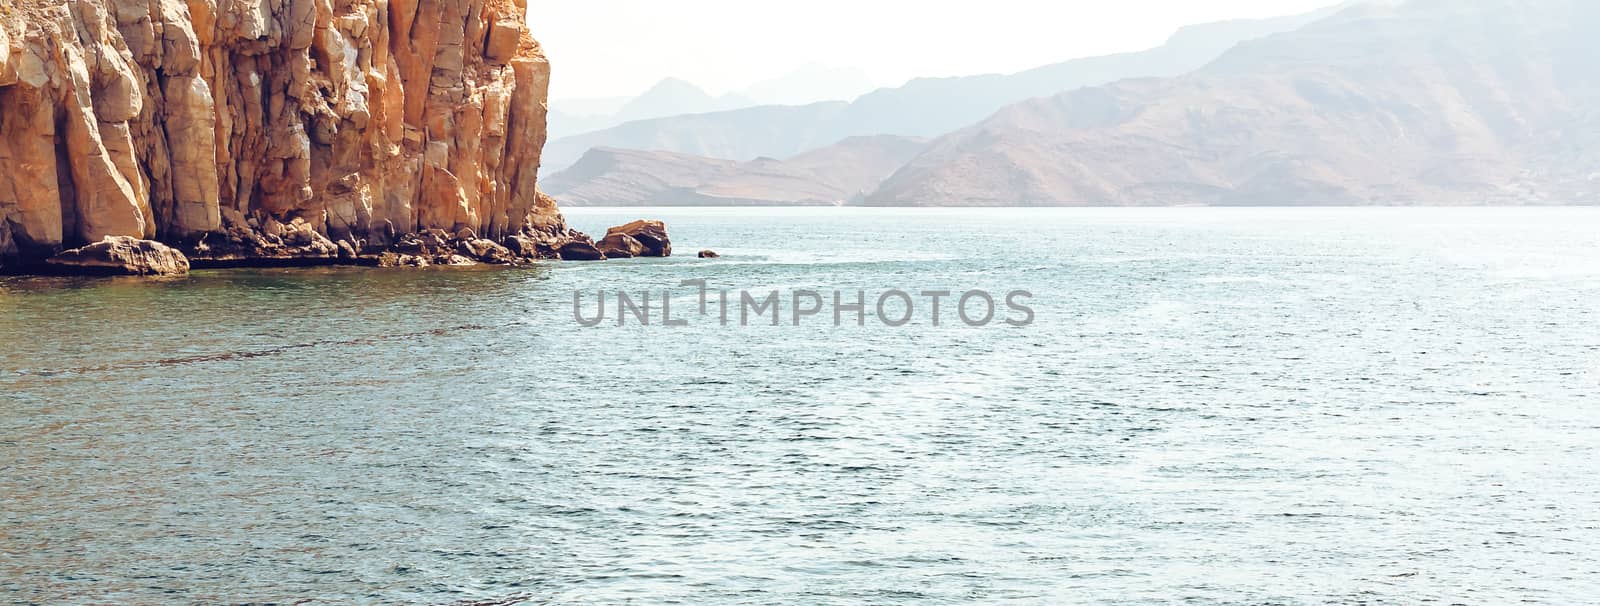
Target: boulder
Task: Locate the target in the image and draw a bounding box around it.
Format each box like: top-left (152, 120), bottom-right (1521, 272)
top-left (502, 234), bottom-right (538, 257)
top-left (46, 236), bottom-right (191, 276)
top-left (459, 238), bottom-right (515, 263)
top-left (596, 233), bottom-right (644, 259)
top-left (558, 240), bottom-right (606, 261)
top-left (421, 229), bottom-right (452, 249)
top-left (604, 220), bottom-right (671, 257)
top-left (698, 249), bottom-right (721, 258)
top-left (377, 252), bottom-right (430, 268)
top-left (393, 233), bottom-right (428, 254)
top-left (220, 207), bottom-right (249, 229)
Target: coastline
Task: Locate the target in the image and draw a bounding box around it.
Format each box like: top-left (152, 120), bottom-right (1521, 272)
top-left (0, 218), bottom-right (677, 276)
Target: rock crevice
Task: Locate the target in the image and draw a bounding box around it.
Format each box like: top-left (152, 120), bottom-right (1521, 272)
top-left (0, 0), bottom-right (574, 271)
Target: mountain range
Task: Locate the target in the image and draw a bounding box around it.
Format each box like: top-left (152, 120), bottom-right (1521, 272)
top-left (541, 4), bottom-right (1349, 171)
top-left (548, 79), bottom-right (756, 141)
top-left (868, 0), bottom-right (1600, 206)
top-left (547, 136), bottom-right (927, 206)
top-left (547, 66), bottom-right (878, 141)
top-left (547, 0), bottom-right (1600, 208)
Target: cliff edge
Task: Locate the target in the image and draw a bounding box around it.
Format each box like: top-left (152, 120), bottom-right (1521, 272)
top-left (0, 0), bottom-right (576, 270)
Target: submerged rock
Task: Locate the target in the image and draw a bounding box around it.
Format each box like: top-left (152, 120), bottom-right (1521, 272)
top-left (698, 249), bottom-right (721, 258)
top-left (45, 237), bottom-right (190, 276)
top-left (604, 220), bottom-right (672, 257)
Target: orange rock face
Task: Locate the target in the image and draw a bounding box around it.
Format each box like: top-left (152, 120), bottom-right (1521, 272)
top-left (0, 0), bottom-right (570, 268)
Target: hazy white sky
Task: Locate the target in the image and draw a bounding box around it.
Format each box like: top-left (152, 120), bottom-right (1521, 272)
top-left (527, 0), bottom-right (1337, 100)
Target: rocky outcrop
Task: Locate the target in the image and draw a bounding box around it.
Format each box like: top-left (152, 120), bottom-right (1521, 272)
top-left (356, 227), bottom-right (551, 268)
top-left (0, 0), bottom-right (581, 272)
top-left (604, 220), bottom-right (669, 257)
top-left (559, 220), bottom-right (671, 261)
top-left (556, 238), bottom-right (603, 261)
top-left (594, 232), bottom-right (643, 258)
top-left (45, 235), bottom-right (190, 275)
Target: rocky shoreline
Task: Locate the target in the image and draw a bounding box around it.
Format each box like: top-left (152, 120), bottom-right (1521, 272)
top-left (13, 218), bottom-right (674, 276)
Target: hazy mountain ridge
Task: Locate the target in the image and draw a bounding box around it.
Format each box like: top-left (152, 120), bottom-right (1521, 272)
top-left (547, 67), bottom-right (877, 141)
top-left (867, 0), bottom-right (1600, 206)
top-left (548, 78), bottom-right (757, 140)
top-left (547, 136), bottom-right (927, 206)
top-left (541, 4), bottom-right (1347, 171)
top-left (546, 102), bottom-right (852, 172)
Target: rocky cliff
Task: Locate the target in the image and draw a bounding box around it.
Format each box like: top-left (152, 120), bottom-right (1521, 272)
top-left (0, 0), bottom-right (573, 271)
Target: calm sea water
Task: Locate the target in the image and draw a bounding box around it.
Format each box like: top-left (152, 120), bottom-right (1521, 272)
top-left (3, 208), bottom-right (1600, 604)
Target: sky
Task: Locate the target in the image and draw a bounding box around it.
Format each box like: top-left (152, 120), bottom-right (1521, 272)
top-left (526, 0), bottom-right (1338, 101)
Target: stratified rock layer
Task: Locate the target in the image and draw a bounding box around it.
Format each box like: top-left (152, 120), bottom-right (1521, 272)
top-left (0, 0), bottom-right (573, 270)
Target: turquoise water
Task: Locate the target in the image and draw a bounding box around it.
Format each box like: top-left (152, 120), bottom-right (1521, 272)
top-left (3, 208), bottom-right (1600, 604)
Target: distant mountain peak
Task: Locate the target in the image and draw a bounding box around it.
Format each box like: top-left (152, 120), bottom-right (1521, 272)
top-left (638, 77), bottom-right (710, 96)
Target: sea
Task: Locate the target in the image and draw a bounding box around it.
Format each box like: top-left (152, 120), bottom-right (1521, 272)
top-left (3, 207), bottom-right (1599, 604)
